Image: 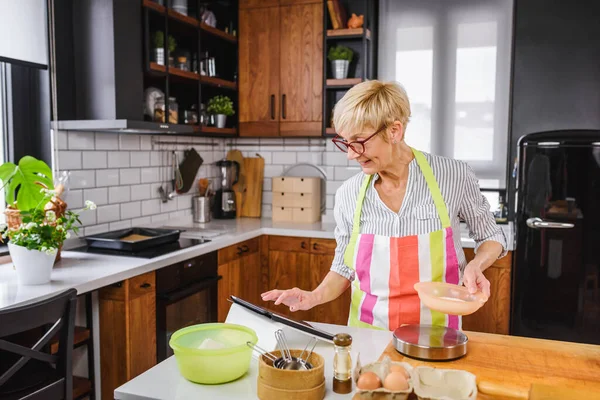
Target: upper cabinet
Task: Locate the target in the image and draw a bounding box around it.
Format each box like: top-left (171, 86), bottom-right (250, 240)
top-left (239, 1), bottom-right (323, 137)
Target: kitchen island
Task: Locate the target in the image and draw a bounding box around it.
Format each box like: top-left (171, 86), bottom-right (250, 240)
top-left (114, 306), bottom-right (600, 400)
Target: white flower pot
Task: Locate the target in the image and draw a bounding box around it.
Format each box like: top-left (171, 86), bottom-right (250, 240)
top-left (8, 243), bottom-right (56, 285)
top-left (216, 114), bottom-right (227, 128)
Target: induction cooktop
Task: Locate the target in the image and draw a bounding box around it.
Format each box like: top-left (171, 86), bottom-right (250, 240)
top-left (71, 238), bottom-right (210, 258)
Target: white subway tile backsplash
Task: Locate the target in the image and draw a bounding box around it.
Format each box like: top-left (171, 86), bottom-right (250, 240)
top-left (97, 204), bottom-right (120, 223)
top-left (263, 178), bottom-right (272, 192)
top-left (323, 166), bottom-right (334, 180)
top-left (64, 189), bottom-right (83, 209)
top-left (326, 180), bottom-right (343, 195)
top-left (334, 166), bottom-right (360, 181)
top-left (95, 133), bottom-right (119, 150)
top-left (150, 183), bottom-right (164, 199)
top-left (84, 224), bottom-right (109, 236)
top-left (176, 195), bottom-right (192, 210)
top-left (70, 170), bottom-right (95, 189)
top-left (121, 201), bottom-right (142, 219)
top-left (140, 167), bottom-right (160, 183)
top-left (140, 136), bottom-right (152, 150)
top-left (296, 152), bottom-right (322, 165)
top-left (56, 131), bottom-right (68, 150)
top-left (109, 186), bottom-right (131, 203)
top-left (326, 195), bottom-right (334, 210)
top-left (68, 132), bottom-right (95, 150)
top-left (83, 188), bottom-right (108, 206)
top-left (119, 135), bottom-right (140, 150)
top-left (131, 151), bottom-right (150, 167)
top-left (255, 152), bottom-right (271, 164)
top-left (120, 168), bottom-right (141, 185)
top-left (131, 216), bottom-right (152, 226)
top-left (262, 191), bottom-right (272, 205)
top-left (160, 199), bottom-right (178, 213)
top-left (78, 209), bottom-right (97, 226)
top-left (58, 151), bottom-right (82, 170)
top-left (261, 204), bottom-right (272, 218)
top-left (96, 169), bottom-right (119, 187)
top-left (169, 210), bottom-right (186, 219)
top-left (260, 138), bottom-right (285, 151)
top-left (130, 184), bottom-right (151, 201)
top-left (108, 152), bottom-right (130, 168)
top-left (264, 165), bottom-right (284, 178)
top-left (150, 151), bottom-right (163, 166)
top-left (83, 151), bottom-right (107, 169)
top-left (141, 199), bottom-right (160, 216)
top-left (324, 151), bottom-right (349, 166)
top-left (272, 151), bottom-right (296, 165)
top-left (151, 213), bottom-right (169, 223)
top-left (109, 220), bottom-right (132, 231)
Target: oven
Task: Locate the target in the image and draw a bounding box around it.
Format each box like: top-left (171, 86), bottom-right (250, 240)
top-left (155, 251), bottom-right (220, 361)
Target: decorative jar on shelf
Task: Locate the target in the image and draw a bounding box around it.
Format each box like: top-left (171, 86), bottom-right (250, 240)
top-left (168, 97), bottom-right (179, 124)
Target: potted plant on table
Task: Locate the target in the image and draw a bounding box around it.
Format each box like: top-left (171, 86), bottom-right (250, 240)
top-left (0, 156), bottom-right (95, 285)
top-left (152, 32), bottom-right (177, 66)
top-left (328, 45), bottom-right (354, 80)
top-left (207, 95), bottom-right (235, 128)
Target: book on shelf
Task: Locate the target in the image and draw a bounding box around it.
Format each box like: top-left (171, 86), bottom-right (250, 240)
top-left (327, 1), bottom-right (339, 29)
top-left (332, 0), bottom-right (347, 29)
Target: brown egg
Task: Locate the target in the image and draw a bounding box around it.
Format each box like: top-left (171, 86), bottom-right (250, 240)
top-left (383, 371), bottom-right (409, 391)
top-left (390, 364), bottom-right (409, 378)
top-left (356, 371), bottom-right (382, 390)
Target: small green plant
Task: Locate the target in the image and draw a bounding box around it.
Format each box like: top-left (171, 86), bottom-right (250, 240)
top-left (207, 95), bottom-right (235, 116)
top-left (153, 31), bottom-right (177, 53)
top-left (328, 45), bottom-right (354, 62)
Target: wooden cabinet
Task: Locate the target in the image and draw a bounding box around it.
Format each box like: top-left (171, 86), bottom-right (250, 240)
top-left (267, 236), bottom-right (351, 324)
top-left (239, 1), bottom-right (322, 137)
top-left (240, 0), bottom-right (320, 9)
top-left (462, 249), bottom-right (513, 334)
top-left (217, 238), bottom-right (268, 321)
top-left (99, 271), bottom-right (156, 400)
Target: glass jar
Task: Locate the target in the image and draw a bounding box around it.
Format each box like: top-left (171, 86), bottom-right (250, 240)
top-left (177, 56), bottom-right (189, 71)
top-left (199, 104), bottom-right (209, 126)
top-left (168, 97), bottom-right (178, 124)
top-left (332, 333), bottom-right (353, 394)
top-left (154, 96), bottom-right (166, 123)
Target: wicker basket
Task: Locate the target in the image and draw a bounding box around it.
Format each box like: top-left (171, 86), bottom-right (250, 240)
top-left (4, 197), bottom-right (68, 262)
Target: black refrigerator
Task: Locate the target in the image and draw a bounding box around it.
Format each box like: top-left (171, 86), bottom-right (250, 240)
top-left (512, 130), bottom-right (600, 344)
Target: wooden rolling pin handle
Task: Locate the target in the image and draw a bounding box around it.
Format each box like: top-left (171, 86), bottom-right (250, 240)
top-left (478, 381), bottom-right (529, 399)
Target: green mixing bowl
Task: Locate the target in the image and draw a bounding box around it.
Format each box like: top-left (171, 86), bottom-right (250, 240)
top-left (169, 323), bottom-right (258, 384)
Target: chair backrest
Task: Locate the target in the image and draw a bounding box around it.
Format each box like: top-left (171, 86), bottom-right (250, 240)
top-left (0, 289), bottom-right (77, 400)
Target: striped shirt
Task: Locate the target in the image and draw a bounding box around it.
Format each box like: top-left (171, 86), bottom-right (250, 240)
top-left (331, 152), bottom-right (507, 281)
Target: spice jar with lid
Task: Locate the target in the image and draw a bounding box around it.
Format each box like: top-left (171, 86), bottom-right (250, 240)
top-left (177, 56), bottom-right (189, 71)
top-left (168, 97), bottom-right (178, 124)
top-left (153, 96), bottom-right (165, 123)
top-left (332, 333), bottom-right (353, 394)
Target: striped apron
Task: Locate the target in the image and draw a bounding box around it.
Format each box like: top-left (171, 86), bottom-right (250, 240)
top-left (344, 149), bottom-right (461, 331)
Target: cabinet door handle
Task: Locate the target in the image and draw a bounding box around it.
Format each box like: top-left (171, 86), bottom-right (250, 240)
top-left (140, 283), bottom-right (151, 289)
top-left (301, 241), bottom-right (306, 249)
top-left (312, 243), bottom-right (318, 251)
top-left (270, 94), bottom-right (275, 120)
top-left (236, 246), bottom-right (244, 256)
top-left (281, 94), bottom-right (286, 119)
top-left (241, 245), bottom-right (249, 252)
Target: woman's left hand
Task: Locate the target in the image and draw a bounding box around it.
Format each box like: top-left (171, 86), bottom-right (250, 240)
top-left (463, 261), bottom-right (491, 299)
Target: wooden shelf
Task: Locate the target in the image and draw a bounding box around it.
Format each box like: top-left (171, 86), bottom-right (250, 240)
top-left (200, 75), bottom-right (237, 90)
top-left (326, 78), bottom-right (363, 88)
top-left (142, 0), bottom-right (166, 14)
top-left (195, 126), bottom-right (237, 135)
top-left (149, 62), bottom-right (167, 74)
top-left (170, 67), bottom-right (200, 81)
top-left (200, 23), bottom-right (237, 43)
top-left (50, 326), bottom-right (90, 355)
top-left (327, 28), bottom-right (371, 39)
top-left (73, 376), bottom-right (92, 399)
top-left (167, 9), bottom-right (199, 28)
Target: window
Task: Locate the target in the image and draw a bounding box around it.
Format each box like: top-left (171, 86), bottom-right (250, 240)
top-left (0, 62), bottom-right (8, 218)
top-left (379, 0), bottom-right (513, 189)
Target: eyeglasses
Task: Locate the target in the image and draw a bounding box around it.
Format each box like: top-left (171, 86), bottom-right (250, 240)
top-left (331, 126), bottom-right (386, 156)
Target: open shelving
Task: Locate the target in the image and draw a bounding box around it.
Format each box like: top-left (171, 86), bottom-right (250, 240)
top-left (142, 0), bottom-right (238, 135)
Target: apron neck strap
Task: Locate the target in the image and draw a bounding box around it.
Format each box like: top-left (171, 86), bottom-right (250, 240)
top-left (352, 174), bottom-right (372, 235)
top-left (412, 148), bottom-right (451, 228)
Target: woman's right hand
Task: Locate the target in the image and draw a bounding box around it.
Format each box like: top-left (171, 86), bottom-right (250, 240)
top-left (261, 287), bottom-right (321, 312)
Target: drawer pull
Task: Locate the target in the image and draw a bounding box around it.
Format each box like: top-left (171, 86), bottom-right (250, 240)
top-left (241, 245), bottom-right (250, 252)
top-left (112, 282), bottom-right (123, 288)
top-left (301, 208), bottom-right (304, 211)
top-left (313, 243), bottom-right (319, 251)
top-left (237, 246), bottom-right (244, 256)
top-left (301, 241), bottom-right (307, 249)
top-left (140, 283), bottom-right (151, 289)
top-left (300, 193), bottom-right (304, 196)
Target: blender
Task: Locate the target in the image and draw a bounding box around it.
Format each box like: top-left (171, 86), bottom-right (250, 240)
top-left (213, 159), bottom-right (239, 219)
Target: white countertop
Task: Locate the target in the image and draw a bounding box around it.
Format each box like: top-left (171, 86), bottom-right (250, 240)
top-left (0, 217), bottom-right (514, 310)
top-left (114, 304), bottom-right (394, 400)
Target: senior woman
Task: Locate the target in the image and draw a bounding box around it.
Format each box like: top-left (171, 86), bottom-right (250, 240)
top-left (262, 80), bottom-right (507, 331)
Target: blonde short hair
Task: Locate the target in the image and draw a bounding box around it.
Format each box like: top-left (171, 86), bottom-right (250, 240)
top-left (332, 80), bottom-right (411, 137)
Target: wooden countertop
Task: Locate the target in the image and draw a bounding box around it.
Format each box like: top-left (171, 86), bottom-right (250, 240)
top-left (379, 331), bottom-right (600, 399)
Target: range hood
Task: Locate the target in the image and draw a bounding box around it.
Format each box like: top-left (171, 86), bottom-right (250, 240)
top-left (54, 0), bottom-right (192, 135)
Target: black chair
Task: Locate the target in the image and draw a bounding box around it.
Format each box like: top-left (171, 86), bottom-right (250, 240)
top-left (0, 289), bottom-right (77, 400)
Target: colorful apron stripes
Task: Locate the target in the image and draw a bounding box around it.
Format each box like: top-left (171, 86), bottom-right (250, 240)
top-left (344, 149), bottom-right (461, 331)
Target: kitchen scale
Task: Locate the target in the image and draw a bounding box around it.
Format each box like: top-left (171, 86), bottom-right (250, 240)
top-left (392, 324), bottom-right (468, 361)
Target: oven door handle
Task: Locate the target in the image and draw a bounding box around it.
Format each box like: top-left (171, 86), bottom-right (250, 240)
top-left (158, 276), bottom-right (222, 303)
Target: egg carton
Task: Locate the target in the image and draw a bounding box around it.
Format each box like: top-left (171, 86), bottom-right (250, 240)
top-left (352, 355), bottom-right (414, 400)
top-left (412, 366), bottom-right (477, 400)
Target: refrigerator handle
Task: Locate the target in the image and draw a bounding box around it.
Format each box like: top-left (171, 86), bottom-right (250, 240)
top-left (526, 217), bottom-right (574, 229)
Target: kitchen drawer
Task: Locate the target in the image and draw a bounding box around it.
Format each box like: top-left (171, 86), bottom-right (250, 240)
top-left (272, 176), bottom-right (321, 194)
top-left (310, 238), bottom-right (337, 255)
top-left (218, 238), bottom-right (259, 265)
top-left (272, 177), bottom-right (295, 193)
top-left (272, 206), bottom-right (293, 222)
top-left (100, 271), bottom-right (155, 301)
top-left (269, 236), bottom-right (310, 253)
top-left (272, 192), bottom-right (297, 207)
top-left (292, 207), bottom-right (320, 223)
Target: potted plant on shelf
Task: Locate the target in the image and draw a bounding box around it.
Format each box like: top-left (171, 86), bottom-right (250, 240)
top-left (328, 45), bottom-right (354, 80)
top-left (207, 95), bottom-right (235, 128)
top-left (152, 32), bottom-right (177, 66)
top-left (0, 156), bottom-right (95, 285)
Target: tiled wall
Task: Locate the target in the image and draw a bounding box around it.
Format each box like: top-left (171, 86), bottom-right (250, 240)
top-left (55, 132), bottom-right (356, 232)
top-left (55, 131), bottom-right (225, 235)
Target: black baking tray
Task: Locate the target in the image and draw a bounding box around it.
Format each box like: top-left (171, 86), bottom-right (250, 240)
top-left (84, 228), bottom-right (181, 252)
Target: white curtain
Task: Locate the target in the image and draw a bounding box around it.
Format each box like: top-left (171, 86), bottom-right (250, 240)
top-left (379, 0), bottom-right (513, 189)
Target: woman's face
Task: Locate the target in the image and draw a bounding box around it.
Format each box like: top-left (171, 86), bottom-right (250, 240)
top-left (341, 124), bottom-right (400, 175)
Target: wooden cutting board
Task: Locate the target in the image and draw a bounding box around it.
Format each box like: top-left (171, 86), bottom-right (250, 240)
top-left (378, 331), bottom-right (600, 399)
top-left (226, 150), bottom-right (245, 218)
top-left (241, 155), bottom-right (264, 218)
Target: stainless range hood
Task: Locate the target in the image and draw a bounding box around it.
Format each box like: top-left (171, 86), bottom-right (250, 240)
top-left (57, 120), bottom-right (193, 134)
